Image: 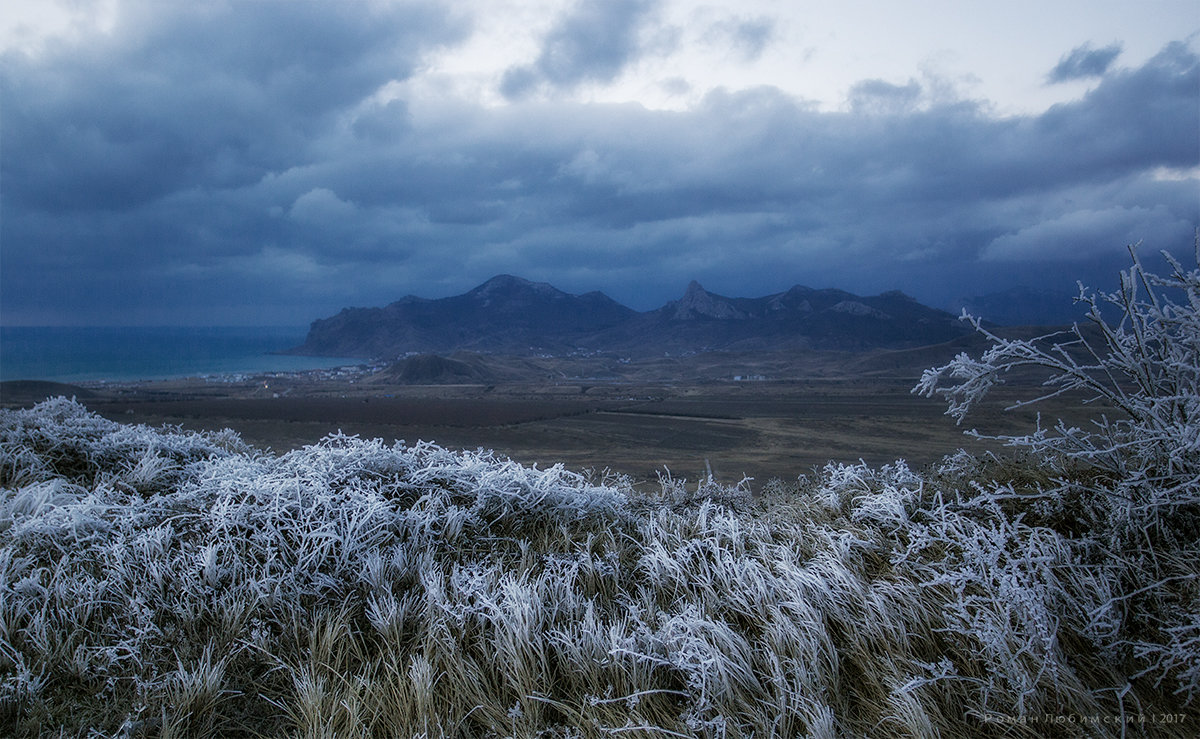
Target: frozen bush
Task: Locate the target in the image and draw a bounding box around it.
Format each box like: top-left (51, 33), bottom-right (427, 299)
top-left (915, 243), bottom-right (1200, 702)
top-left (914, 244), bottom-right (1199, 529)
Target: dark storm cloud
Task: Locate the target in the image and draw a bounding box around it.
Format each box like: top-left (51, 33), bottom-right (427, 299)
top-left (500, 0), bottom-right (660, 98)
top-left (1, 0), bottom-right (467, 323)
top-left (1, 1), bottom-right (466, 212)
top-left (290, 43), bottom-right (1197, 309)
top-left (1048, 42), bottom-right (1123, 82)
top-left (1, 3), bottom-right (1196, 326)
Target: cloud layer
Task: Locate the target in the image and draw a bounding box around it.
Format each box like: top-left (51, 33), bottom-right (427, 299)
top-left (501, 0), bottom-right (661, 98)
top-left (1, 2), bottom-right (1197, 325)
top-left (1048, 42), bottom-right (1124, 82)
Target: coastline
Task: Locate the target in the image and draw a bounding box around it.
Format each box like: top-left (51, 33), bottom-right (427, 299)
top-left (0, 325), bottom-right (368, 384)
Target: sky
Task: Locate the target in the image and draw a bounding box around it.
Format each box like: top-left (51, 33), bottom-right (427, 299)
top-left (1, 0), bottom-right (1197, 326)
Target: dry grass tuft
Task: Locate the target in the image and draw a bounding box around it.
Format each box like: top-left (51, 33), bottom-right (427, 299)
top-left (0, 396), bottom-right (1196, 737)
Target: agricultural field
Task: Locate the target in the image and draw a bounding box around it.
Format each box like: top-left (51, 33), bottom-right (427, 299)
top-left (2, 349), bottom-right (1081, 489)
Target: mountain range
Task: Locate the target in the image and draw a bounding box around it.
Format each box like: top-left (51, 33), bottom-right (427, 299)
top-left (290, 275), bottom-right (973, 359)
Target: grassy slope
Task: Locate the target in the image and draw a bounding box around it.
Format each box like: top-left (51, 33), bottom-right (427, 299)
top-left (1, 398), bottom-right (1196, 737)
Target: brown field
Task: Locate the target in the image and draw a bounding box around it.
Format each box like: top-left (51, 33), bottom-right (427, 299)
top-left (2, 347), bottom-right (1100, 489)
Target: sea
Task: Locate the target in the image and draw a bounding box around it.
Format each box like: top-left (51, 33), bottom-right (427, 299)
top-left (0, 326), bottom-right (366, 384)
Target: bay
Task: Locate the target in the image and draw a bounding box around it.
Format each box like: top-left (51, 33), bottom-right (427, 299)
top-left (0, 326), bottom-right (365, 383)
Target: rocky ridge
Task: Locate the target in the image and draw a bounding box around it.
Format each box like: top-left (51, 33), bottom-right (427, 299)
top-left (291, 275), bottom-right (971, 360)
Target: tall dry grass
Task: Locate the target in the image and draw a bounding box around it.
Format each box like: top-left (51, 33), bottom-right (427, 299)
top-left (1, 396), bottom-right (1196, 737)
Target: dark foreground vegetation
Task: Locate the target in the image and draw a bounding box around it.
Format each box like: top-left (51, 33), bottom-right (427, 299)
top-left (1, 249), bottom-right (1197, 737)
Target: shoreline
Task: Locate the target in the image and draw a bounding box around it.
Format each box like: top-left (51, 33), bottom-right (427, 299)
top-left (0, 324), bottom-right (369, 385)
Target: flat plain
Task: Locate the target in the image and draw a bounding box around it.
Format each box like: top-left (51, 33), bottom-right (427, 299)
top-left (1, 344), bottom-right (1103, 488)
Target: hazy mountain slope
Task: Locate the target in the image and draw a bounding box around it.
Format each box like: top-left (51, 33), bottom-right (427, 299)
top-left (293, 275), bottom-right (637, 357)
top-left (292, 275), bottom-right (971, 359)
top-left (589, 282), bottom-right (970, 353)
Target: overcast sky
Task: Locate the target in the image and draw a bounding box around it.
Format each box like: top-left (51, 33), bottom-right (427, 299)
top-left (2, 0), bottom-right (1197, 325)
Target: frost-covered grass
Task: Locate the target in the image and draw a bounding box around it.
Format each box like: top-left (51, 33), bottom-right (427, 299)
top-left (1, 397), bottom-right (1196, 738)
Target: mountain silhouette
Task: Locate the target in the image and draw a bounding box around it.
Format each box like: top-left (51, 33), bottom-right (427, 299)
top-left (291, 275), bottom-right (970, 359)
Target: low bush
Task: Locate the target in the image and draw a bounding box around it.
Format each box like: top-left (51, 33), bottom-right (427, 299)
top-left (915, 245), bottom-right (1200, 706)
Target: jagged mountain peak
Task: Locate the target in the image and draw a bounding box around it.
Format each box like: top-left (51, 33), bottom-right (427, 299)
top-left (469, 274), bottom-right (562, 300)
top-left (672, 281), bottom-right (748, 320)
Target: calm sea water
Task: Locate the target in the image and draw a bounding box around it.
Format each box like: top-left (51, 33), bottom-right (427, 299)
top-left (0, 326), bottom-right (365, 383)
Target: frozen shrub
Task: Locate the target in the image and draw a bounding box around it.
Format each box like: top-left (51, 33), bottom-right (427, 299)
top-left (914, 245), bottom-right (1199, 530)
top-left (915, 244), bottom-right (1200, 703)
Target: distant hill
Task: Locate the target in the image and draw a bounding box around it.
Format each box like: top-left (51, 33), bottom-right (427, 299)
top-left (294, 275), bottom-right (635, 358)
top-left (382, 354), bottom-right (494, 385)
top-left (291, 275), bottom-right (972, 360)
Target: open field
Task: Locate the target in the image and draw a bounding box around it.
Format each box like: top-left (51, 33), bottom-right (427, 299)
top-left (1, 346), bottom-right (1102, 488)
